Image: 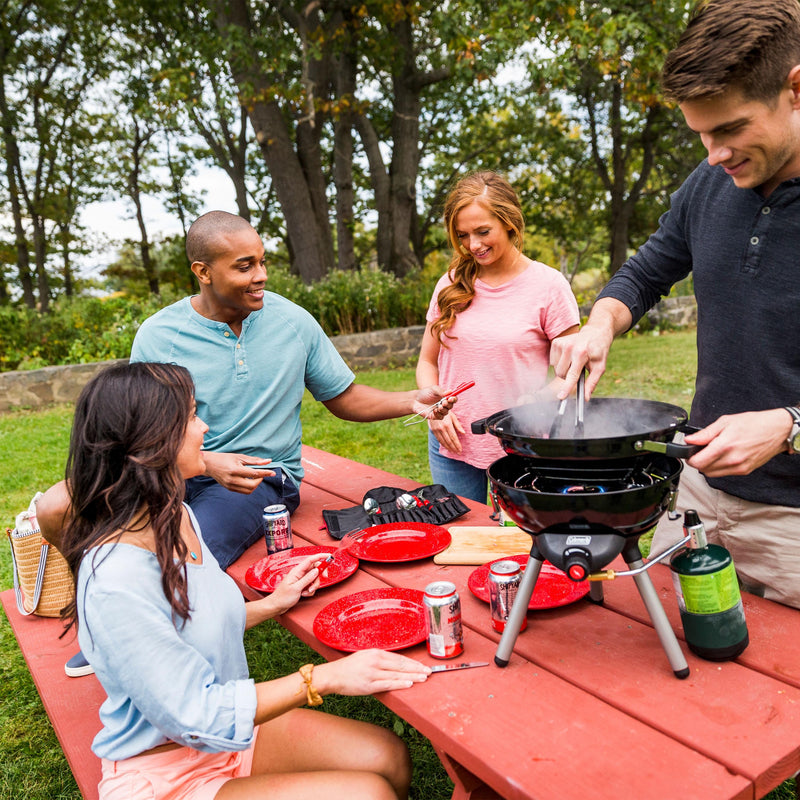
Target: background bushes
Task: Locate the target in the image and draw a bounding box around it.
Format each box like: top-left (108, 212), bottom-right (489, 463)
top-left (0, 260), bottom-right (446, 372)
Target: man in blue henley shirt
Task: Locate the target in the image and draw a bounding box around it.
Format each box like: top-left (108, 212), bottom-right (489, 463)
top-left (130, 211), bottom-right (453, 569)
top-left (551, 0), bottom-right (800, 609)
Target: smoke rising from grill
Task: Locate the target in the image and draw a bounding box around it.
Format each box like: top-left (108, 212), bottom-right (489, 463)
top-left (495, 397), bottom-right (687, 440)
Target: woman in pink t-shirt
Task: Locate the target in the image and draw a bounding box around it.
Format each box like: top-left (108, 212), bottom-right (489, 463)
top-left (417, 171), bottom-right (580, 503)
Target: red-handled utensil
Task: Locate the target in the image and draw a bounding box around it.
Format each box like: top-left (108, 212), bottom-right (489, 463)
top-left (402, 380), bottom-right (475, 426)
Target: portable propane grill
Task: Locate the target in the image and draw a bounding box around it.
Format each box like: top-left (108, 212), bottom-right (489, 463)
top-left (474, 386), bottom-right (694, 679)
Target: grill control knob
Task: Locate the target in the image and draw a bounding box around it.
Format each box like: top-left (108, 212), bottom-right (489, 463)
top-left (563, 548), bottom-right (591, 582)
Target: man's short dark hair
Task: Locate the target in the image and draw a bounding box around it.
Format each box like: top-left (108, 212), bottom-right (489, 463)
top-left (662, 0), bottom-right (800, 103)
top-left (186, 211), bottom-right (255, 264)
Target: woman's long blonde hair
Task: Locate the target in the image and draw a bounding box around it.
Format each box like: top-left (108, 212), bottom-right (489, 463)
top-left (432, 171), bottom-right (525, 345)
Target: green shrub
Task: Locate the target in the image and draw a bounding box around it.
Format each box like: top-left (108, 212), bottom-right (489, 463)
top-left (0, 293), bottom-right (179, 372)
top-left (0, 263), bottom-right (444, 371)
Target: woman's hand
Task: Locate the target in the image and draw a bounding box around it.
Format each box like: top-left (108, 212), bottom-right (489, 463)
top-left (246, 555), bottom-right (325, 627)
top-left (429, 412), bottom-right (464, 454)
top-left (314, 649), bottom-right (431, 696)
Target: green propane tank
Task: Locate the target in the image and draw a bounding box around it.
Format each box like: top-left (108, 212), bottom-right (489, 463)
top-left (669, 509), bottom-right (749, 661)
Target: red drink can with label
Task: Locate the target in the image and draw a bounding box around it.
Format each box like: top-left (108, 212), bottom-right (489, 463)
top-left (263, 504), bottom-right (293, 555)
top-left (489, 560), bottom-right (526, 632)
top-left (423, 581), bottom-right (464, 659)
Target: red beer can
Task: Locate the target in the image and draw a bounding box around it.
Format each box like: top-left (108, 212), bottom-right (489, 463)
top-left (423, 581), bottom-right (464, 659)
top-left (263, 504), bottom-right (293, 555)
top-left (489, 559), bottom-right (526, 632)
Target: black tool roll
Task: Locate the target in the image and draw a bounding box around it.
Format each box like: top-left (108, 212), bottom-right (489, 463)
top-left (322, 484), bottom-right (470, 539)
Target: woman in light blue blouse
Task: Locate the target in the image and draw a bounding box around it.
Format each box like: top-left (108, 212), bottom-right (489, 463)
top-left (53, 362), bottom-right (430, 800)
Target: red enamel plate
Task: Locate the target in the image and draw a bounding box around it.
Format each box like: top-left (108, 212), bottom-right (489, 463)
top-left (245, 546), bottom-right (358, 594)
top-left (468, 554), bottom-right (589, 610)
top-left (313, 587), bottom-right (426, 652)
top-left (345, 522), bottom-right (451, 562)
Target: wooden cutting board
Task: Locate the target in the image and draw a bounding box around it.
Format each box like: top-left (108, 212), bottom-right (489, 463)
top-left (434, 526), bottom-right (532, 565)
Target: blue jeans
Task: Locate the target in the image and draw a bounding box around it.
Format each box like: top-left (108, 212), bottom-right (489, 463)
top-left (185, 468), bottom-right (301, 569)
top-left (428, 431), bottom-right (489, 505)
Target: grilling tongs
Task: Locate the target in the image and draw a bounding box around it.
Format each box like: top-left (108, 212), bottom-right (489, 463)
top-left (548, 369), bottom-right (585, 438)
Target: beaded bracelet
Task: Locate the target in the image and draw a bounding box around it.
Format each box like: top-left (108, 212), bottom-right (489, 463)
top-left (297, 664), bottom-right (323, 706)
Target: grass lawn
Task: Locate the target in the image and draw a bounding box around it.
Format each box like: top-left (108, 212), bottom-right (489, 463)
top-left (0, 328), bottom-right (795, 799)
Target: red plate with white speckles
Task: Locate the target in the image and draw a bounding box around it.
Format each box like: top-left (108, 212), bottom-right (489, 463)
top-left (245, 546), bottom-right (358, 593)
top-left (468, 554), bottom-right (589, 609)
top-left (313, 588), bottom-right (426, 652)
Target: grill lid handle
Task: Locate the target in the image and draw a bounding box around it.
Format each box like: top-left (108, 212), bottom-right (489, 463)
top-left (471, 417), bottom-right (489, 435)
top-left (633, 440), bottom-right (703, 459)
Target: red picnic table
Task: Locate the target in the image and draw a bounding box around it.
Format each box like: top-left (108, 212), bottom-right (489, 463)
top-left (5, 443), bottom-right (800, 800)
top-left (223, 445), bottom-right (800, 800)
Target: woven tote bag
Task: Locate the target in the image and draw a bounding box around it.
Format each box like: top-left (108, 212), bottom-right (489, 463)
top-left (6, 492), bottom-right (73, 617)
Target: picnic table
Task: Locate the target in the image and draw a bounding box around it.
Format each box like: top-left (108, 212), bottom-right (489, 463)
top-left (5, 443), bottom-right (800, 799)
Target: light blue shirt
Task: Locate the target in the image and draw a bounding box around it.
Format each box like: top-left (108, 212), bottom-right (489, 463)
top-left (130, 294), bottom-right (355, 485)
top-left (78, 507), bottom-right (258, 760)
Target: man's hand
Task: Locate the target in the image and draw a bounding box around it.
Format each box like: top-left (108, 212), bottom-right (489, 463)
top-left (550, 324), bottom-right (615, 401)
top-left (201, 451), bottom-right (274, 493)
top-left (686, 408), bottom-right (793, 477)
top-left (550, 297), bottom-right (631, 400)
top-left (412, 385), bottom-right (458, 421)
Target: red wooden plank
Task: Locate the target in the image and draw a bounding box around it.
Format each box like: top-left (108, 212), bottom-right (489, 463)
top-left (334, 548), bottom-right (800, 799)
top-left (275, 570), bottom-right (750, 800)
top-left (300, 444), bottom-right (420, 496)
top-left (235, 457), bottom-right (800, 796)
top-left (599, 559), bottom-right (800, 690)
top-left (1, 591), bottom-right (101, 800)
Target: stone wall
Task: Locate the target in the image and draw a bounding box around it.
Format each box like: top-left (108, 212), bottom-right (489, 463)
top-left (0, 298), bottom-right (697, 414)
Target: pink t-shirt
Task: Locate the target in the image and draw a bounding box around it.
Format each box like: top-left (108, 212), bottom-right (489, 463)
top-left (426, 261), bottom-right (580, 468)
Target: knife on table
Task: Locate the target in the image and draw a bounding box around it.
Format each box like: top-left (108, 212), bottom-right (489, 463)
top-left (429, 661), bottom-right (489, 673)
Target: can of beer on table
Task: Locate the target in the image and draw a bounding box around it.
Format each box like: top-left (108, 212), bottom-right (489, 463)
top-left (489, 560), bottom-right (526, 633)
top-left (423, 581), bottom-right (464, 659)
top-left (263, 504), bottom-right (293, 555)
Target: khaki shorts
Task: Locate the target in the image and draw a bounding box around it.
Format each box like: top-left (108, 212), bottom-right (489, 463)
top-left (98, 727), bottom-right (259, 800)
top-left (651, 464), bottom-right (800, 609)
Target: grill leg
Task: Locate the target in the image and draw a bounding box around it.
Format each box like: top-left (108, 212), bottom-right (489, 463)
top-left (627, 556), bottom-right (690, 679)
top-left (494, 552), bottom-right (542, 667)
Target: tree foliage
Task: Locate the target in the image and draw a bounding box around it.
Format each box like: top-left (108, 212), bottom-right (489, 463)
top-left (0, 0), bottom-right (710, 308)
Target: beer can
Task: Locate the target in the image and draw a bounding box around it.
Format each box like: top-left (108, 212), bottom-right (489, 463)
top-left (489, 560), bottom-right (526, 633)
top-left (263, 504), bottom-right (293, 555)
top-left (423, 581), bottom-right (464, 659)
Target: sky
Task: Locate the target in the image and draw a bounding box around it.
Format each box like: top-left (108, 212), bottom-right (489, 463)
top-left (77, 165), bottom-right (237, 280)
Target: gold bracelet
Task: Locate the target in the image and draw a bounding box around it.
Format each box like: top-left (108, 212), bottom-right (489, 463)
top-left (297, 664), bottom-right (323, 707)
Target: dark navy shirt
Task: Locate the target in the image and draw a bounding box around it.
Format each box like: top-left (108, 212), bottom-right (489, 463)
top-left (599, 159), bottom-right (800, 506)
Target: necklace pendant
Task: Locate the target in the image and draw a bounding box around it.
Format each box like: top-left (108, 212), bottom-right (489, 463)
top-left (190, 551), bottom-right (198, 561)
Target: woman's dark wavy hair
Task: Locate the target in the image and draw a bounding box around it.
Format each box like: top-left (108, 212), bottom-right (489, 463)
top-left (60, 362), bottom-right (196, 633)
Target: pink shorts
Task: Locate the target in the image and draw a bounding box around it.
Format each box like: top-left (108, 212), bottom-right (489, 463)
top-left (98, 727), bottom-right (259, 800)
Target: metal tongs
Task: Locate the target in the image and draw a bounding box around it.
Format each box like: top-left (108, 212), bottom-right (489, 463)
top-left (402, 380), bottom-right (475, 426)
top-left (547, 369), bottom-right (585, 438)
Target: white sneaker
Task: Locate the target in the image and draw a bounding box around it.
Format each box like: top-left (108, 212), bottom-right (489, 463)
top-left (65, 651), bottom-right (94, 678)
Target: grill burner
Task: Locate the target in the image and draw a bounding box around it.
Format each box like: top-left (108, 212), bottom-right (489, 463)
top-left (488, 452), bottom-right (691, 679)
top-left (517, 464), bottom-right (657, 494)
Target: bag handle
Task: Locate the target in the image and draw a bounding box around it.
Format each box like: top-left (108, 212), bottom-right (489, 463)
top-left (6, 528), bottom-right (49, 616)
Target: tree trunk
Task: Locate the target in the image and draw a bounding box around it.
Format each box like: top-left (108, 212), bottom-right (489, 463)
top-left (31, 215), bottom-right (50, 313)
top-left (333, 40), bottom-right (357, 272)
top-left (128, 124), bottom-right (159, 296)
top-left (213, 0), bottom-right (334, 283)
top-left (0, 75), bottom-right (36, 308)
top-left (355, 115), bottom-right (392, 269)
top-left (58, 222), bottom-right (74, 297)
top-left (387, 17), bottom-right (422, 278)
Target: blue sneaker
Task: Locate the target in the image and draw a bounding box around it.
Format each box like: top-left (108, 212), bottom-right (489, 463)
top-left (65, 650), bottom-right (94, 678)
